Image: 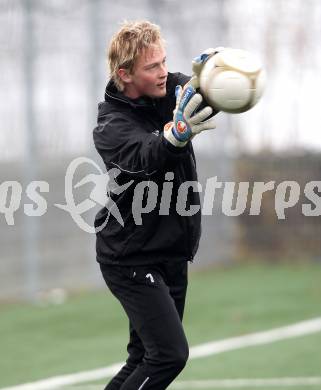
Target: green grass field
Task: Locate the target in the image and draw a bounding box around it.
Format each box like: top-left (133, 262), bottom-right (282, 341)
top-left (1, 262), bottom-right (321, 389)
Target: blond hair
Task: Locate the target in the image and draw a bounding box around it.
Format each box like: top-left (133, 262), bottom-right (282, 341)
top-left (108, 20), bottom-right (165, 91)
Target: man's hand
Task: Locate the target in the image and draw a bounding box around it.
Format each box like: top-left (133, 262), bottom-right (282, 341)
top-left (164, 84), bottom-right (216, 147)
top-left (189, 47), bottom-right (225, 89)
top-left (163, 48), bottom-right (226, 148)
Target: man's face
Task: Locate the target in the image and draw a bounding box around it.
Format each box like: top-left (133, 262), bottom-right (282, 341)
top-left (122, 43), bottom-right (168, 99)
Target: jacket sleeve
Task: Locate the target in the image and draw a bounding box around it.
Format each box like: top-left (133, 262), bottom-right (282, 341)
top-left (93, 114), bottom-right (192, 179)
top-left (173, 72), bottom-right (191, 87)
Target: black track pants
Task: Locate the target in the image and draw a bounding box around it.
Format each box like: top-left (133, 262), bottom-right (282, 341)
top-left (100, 260), bottom-right (189, 390)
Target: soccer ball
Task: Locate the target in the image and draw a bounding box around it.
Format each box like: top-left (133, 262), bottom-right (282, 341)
top-left (199, 48), bottom-right (266, 114)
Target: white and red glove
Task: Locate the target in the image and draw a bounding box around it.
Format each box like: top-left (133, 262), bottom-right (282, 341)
top-left (164, 83), bottom-right (216, 147)
top-left (163, 48), bottom-right (224, 147)
top-left (189, 47), bottom-right (225, 88)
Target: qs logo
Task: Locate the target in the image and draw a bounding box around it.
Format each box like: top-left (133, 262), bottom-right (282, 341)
top-left (55, 157), bottom-right (133, 233)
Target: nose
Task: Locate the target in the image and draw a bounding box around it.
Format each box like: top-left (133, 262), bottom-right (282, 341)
top-left (160, 62), bottom-right (168, 79)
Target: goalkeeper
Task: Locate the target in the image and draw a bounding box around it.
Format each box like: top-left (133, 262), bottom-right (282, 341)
top-left (93, 20), bottom-right (217, 390)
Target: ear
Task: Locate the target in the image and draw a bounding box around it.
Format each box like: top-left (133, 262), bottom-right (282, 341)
top-left (117, 68), bottom-right (132, 84)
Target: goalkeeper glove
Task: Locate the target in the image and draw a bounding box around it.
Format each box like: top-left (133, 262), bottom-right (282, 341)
top-left (164, 84), bottom-right (216, 147)
top-left (189, 47), bottom-right (225, 89)
top-left (164, 48), bottom-right (225, 147)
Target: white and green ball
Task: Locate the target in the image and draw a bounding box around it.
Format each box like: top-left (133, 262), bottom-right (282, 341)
top-left (199, 48), bottom-right (266, 114)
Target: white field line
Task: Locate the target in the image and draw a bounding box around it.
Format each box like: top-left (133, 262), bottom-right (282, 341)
top-left (26, 377), bottom-right (321, 390)
top-left (189, 316), bottom-right (321, 358)
top-left (1, 317), bottom-right (321, 390)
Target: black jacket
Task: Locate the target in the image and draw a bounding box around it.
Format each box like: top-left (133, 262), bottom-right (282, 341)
top-left (93, 72), bottom-right (201, 266)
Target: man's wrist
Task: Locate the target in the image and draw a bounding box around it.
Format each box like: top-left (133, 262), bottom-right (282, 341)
top-left (164, 122), bottom-right (188, 148)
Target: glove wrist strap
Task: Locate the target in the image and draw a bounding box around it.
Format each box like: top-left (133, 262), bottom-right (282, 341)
top-left (164, 122), bottom-right (188, 148)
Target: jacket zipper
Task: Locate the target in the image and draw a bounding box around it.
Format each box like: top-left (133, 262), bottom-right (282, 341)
top-left (178, 163), bottom-right (193, 260)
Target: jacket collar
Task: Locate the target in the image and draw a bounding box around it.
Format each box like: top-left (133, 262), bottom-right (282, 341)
top-left (104, 79), bottom-right (157, 109)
